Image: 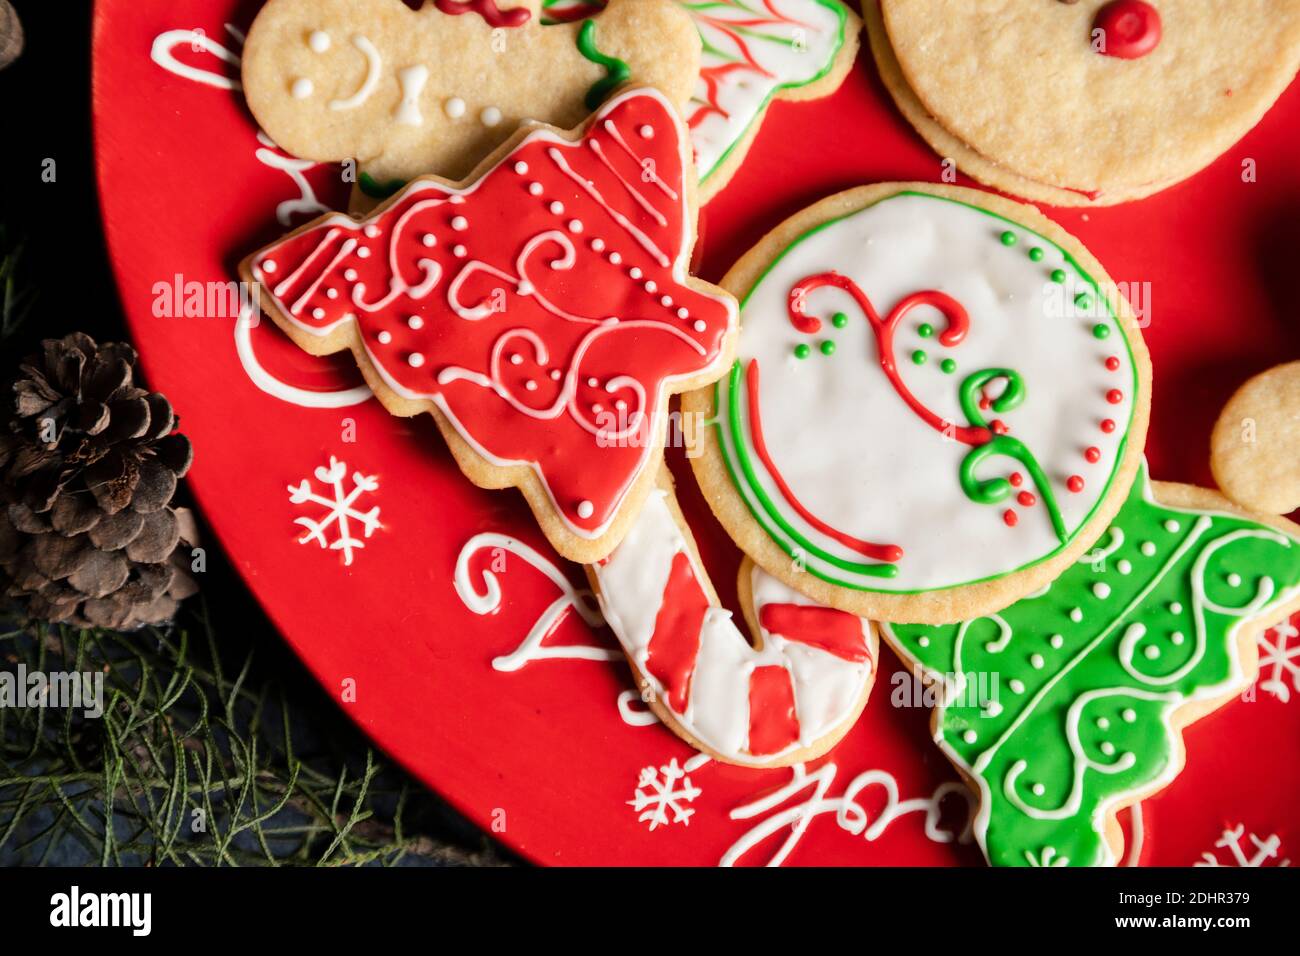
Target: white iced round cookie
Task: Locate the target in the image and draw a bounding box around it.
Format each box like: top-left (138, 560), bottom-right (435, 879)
top-left (685, 183), bottom-right (1152, 624)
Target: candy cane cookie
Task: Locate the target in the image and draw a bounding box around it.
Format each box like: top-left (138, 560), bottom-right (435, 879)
top-left (683, 183), bottom-right (1153, 624)
top-left (589, 468), bottom-right (877, 767)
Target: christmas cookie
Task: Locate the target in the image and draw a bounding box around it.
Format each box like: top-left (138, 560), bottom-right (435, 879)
top-left (241, 0), bottom-right (700, 196)
top-left (683, 183), bottom-right (1152, 624)
top-left (590, 467), bottom-right (877, 767)
top-left (1210, 361), bottom-right (1300, 515)
top-left (867, 1), bottom-right (1300, 206)
top-left (885, 465), bottom-right (1300, 867)
top-left (240, 88), bottom-right (738, 563)
top-left (542, 0), bottom-right (862, 202)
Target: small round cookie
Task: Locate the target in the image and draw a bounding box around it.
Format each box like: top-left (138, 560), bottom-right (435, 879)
top-left (872, 1), bottom-right (1300, 206)
top-left (683, 182), bottom-right (1152, 624)
top-left (1210, 361), bottom-right (1300, 515)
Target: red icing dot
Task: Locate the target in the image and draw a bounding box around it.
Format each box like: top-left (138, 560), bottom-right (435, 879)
top-left (1017, 491), bottom-right (1037, 507)
top-left (990, 419), bottom-right (1010, 435)
top-left (1067, 475), bottom-right (1085, 493)
top-left (1106, 389), bottom-right (1124, 404)
top-left (1093, 1), bottom-right (1162, 60)
top-left (1101, 419), bottom-right (1117, 434)
top-left (1085, 446), bottom-right (1102, 463)
top-left (1105, 356), bottom-right (1121, 372)
top-left (1003, 509), bottom-right (1018, 527)
top-left (1009, 472), bottom-right (1024, 487)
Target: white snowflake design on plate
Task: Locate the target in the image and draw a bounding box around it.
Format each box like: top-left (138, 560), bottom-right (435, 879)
top-left (1257, 621), bottom-right (1300, 703)
top-left (1195, 825), bottom-right (1290, 867)
top-left (627, 758), bottom-right (703, 831)
top-left (288, 456), bottom-right (382, 566)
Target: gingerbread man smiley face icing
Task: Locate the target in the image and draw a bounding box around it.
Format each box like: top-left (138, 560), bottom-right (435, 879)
top-left (685, 184), bottom-right (1152, 624)
top-left (868, 1), bottom-right (1300, 205)
top-left (242, 89), bottom-right (737, 563)
top-left (241, 0), bottom-right (701, 188)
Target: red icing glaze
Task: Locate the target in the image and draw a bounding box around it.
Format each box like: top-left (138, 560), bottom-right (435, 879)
top-left (745, 360), bottom-right (903, 562)
top-left (433, 0), bottom-right (531, 28)
top-left (1107, 389), bottom-right (1124, 405)
top-left (1105, 355), bottom-right (1121, 372)
top-left (990, 418), bottom-right (1009, 435)
top-left (645, 550), bottom-right (707, 714)
top-left (249, 91), bottom-right (734, 537)
top-left (1017, 491), bottom-right (1036, 507)
top-left (1093, 1), bottom-right (1161, 60)
top-left (1003, 510), bottom-right (1018, 527)
top-left (747, 665), bottom-right (800, 756)
top-left (1085, 445), bottom-right (1102, 463)
top-left (1009, 472), bottom-right (1024, 487)
top-left (787, 274), bottom-right (991, 446)
top-left (1067, 475), bottom-right (1085, 493)
top-left (758, 603), bottom-right (871, 663)
top-left (1101, 418), bottom-right (1117, 434)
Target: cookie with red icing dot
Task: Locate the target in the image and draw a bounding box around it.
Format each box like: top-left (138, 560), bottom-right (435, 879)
top-left (683, 183), bottom-right (1152, 624)
top-left (865, 0), bottom-right (1300, 206)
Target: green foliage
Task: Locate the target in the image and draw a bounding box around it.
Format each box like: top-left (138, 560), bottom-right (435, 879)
top-left (0, 600), bottom-right (510, 866)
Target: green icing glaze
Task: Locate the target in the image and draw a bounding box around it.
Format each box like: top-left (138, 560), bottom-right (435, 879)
top-left (1092, 323), bottom-right (1111, 340)
top-left (831, 311), bottom-right (849, 329)
top-left (820, 339), bottom-right (836, 356)
top-left (576, 19), bottom-right (630, 110)
top-left (793, 343), bottom-right (811, 359)
top-left (1000, 230), bottom-right (1017, 246)
top-left (885, 464), bottom-right (1300, 867)
top-left (940, 358), bottom-right (957, 374)
top-left (918, 322), bottom-right (934, 338)
top-left (912, 349), bottom-right (928, 365)
top-left (358, 172), bottom-right (407, 200)
top-left (1029, 247), bottom-right (1045, 262)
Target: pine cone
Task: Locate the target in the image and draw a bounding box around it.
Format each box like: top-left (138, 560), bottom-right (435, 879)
top-left (0, 332), bottom-right (198, 629)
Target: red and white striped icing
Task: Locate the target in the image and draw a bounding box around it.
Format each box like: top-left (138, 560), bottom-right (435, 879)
top-left (595, 487), bottom-right (875, 765)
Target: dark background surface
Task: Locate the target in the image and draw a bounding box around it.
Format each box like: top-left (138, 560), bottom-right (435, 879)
top-left (0, 0), bottom-right (503, 867)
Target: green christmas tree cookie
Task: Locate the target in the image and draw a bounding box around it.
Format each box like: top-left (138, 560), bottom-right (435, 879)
top-left (883, 464), bottom-right (1300, 867)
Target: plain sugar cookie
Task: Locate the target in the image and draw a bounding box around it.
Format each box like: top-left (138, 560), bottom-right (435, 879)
top-left (683, 183), bottom-right (1152, 624)
top-left (872, 0), bottom-right (1300, 206)
top-left (1210, 361), bottom-right (1300, 515)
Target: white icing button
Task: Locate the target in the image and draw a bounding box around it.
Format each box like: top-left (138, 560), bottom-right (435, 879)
top-left (962, 730), bottom-right (977, 744)
top-left (407, 315), bottom-right (424, 330)
top-left (1140, 541), bottom-right (1156, 556)
top-left (364, 225), bottom-right (380, 238)
top-left (312, 308), bottom-right (325, 319)
top-left (524, 380), bottom-right (537, 392)
top-left (326, 288), bottom-right (338, 299)
top-left (693, 320), bottom-right (707, 333)
top-left (1093, 583), bottom-right (1111, 599)
top-left (445, 97), bottom-right (466, 119)
top-left (451, 215), bottom-right (468, 231)
top-left (514, 161), bottom-right (528, 175)
top-left (1164, 520), bottom-right (1180, 533)
top-left (407, 353), bottom-right (425, 368)
top-left (261, 260), bottom-right (277, 273)
top-left (481, 106), bottom-right (502, 127)
top-left (629, 267), bottom-right (642, 280)
top-left (677, 307), bottom-right (689, 319)
top-left (377, 331), bottom-right (392, 345)
top-left (1009, 679), bottom-right (1025, 694)
top-left (591, 238), bottom-right (605, 252)
top-left (644, 280), bottom-right (657, 293)
top-left (308, 30), bottom-right (331, 53)
top-left (1122, 708), bottom-right (1137, 722)
top-left (568, 219), bottom-right (583, 234)
top-left (576, 500), bottom-right (595, 519)
top-left (528, 182), bottom-right (543, 196)
top-left (660, 296), bottom-right (673, 307)
top-left (549, 369), bottom-right (561, 380)
top-left (1032, 783), bottom-right (1045, 796)
top-left (357, 247), bottom-right (371, 259)
top-left (1030, 654), bottom-right (1045, 669)
top-left (1096, 717), bottom-right (1110, 730)
top-left (1144, 645), bottom-right (1160, 660)
top-left (1117, 559), bottom-right (1132, 575)
top-left (917, 636), bottom-right (930, 648)
top-left (638, 124), bottom-right (653, 138)
top-left (453, 244), bottom-right (467, 257)
top-left (608, 252), bottom-right (622, 265)
top-left (1171, 631), bottom-right (1185, 645)
top-left (549, 201), bottom-right (564, 215)
top-left (1069, 608), bottom-right (1083, 623)
top-left (1169, 601), bottom-right (1183, 614)
top-left (1227, 573), bottom-right (1242, 587)
top-left (291, 77), bottom-right (314, 99)
top-left (344, 269), bottom-right (358, 281)
top-left (1049, 634), bottom-right (1064, 648)
top-left (509, 354), bottom-right (523, 366)
top-left (422, 234), bottom-right (436, 247)
top-left (586, 377), bottom-right (599, 387)
top-left (1100, 742), bottom-right (1117, 756)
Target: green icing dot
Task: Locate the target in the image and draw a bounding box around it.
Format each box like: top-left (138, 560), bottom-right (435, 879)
top-left (912, 350), bottom-right (928, 365)
top-left (1092, 323), bottom-right (1111, 340)
top-left (1051, 269), bottom-right (1066, 284)
top-left (794, 343), bottom-right (811, 359)
top-left (918, 323), bottom-right (934, 338)
top-left (1000, 230), bottom-right (1017, 246)
top-left (1029, 247), bottom-right (1045, 262)
top-left (820, 340), bottom-right (836, 356)
top-left (941, 358), bottom-right (957, 374)
top-left (1074, 293), bottom-right (1092, 310)
top-left (831, 312), bottom-right (849, 329)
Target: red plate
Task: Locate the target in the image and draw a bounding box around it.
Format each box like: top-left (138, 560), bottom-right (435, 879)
top-left (92, 0), bottom-right (1300, 866)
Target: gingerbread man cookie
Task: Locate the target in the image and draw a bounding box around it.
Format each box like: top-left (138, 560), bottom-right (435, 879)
top-left (684, 183), bottom-right (1152, 624)
top-left (241, 0), bottom-right (700, 191)
top-left (867, 1), bottom-right (1300, 206)
top-left (241, 88), bottom-right (737, 563)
